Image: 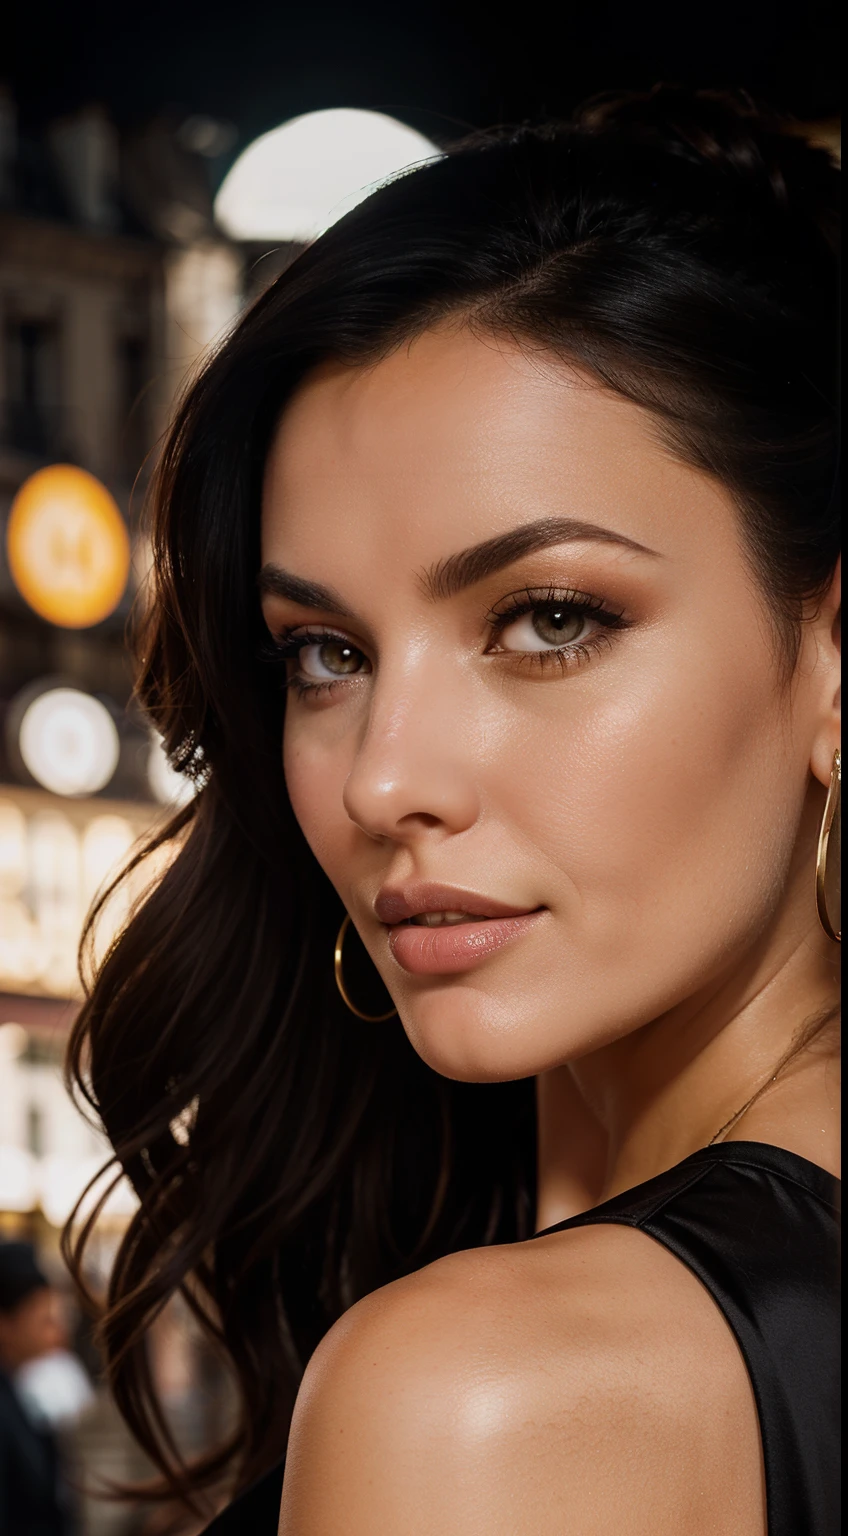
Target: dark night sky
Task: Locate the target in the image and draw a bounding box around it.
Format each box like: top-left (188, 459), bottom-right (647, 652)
top-left (7, 0), bottom-right (841, 162)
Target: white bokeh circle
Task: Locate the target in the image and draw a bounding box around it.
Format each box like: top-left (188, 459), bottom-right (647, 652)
top-left (19, 688), bottom-right (120, 797)
top-left (214, 108), bottom-right (441, 243)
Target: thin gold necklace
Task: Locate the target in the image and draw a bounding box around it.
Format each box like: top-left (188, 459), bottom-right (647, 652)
top-left (707, 1070), bottom-right (785, 1145)
top-left (706, 1002), bottom-right (839, 1147)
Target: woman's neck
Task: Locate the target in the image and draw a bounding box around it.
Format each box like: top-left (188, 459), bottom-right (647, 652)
top-left (535, 882), bottom-right (840, 1230)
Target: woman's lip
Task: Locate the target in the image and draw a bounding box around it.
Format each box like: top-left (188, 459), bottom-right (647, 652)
top-left (388, 912), bottom-right (545, 976)
top-left (374, 882), bottom-right (536, 925)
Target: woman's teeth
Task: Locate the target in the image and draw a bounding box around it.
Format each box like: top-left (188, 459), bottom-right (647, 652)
top-left (408, 911), bottom-right (480, 927)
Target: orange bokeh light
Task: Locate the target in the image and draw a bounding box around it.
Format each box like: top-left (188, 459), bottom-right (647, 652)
top-left (7, 464), bottom-right (130, 629)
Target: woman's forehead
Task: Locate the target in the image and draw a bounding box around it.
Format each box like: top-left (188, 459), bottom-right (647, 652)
top-left (270, 329), bottom-right (616, 476)
top-left (261, 328), bottom-right (741, 582)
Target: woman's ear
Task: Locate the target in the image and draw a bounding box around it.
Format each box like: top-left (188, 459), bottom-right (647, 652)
top-left (810, 555), bottom-right (841, 789)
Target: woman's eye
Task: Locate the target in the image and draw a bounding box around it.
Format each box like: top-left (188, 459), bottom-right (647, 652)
top-left (496, 605), bottom-right (590, 652)
top-left (297, 639), bottom-right (369, 680)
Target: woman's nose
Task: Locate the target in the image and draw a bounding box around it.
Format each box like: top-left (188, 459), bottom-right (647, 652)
top-left (342, 670), bottom-right (480, 843)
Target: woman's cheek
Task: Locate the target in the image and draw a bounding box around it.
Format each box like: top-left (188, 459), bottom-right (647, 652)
top-left (284, 723), bottom-right (353, 874)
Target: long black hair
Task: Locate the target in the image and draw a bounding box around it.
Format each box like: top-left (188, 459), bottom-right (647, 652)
top-left (64, 87), bottom-right (839, 1508)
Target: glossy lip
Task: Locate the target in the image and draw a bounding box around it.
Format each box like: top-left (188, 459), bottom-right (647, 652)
top-left (374, 882), bottom-right (546, 977)
top-left (388, 912), bottom-right (545, 975)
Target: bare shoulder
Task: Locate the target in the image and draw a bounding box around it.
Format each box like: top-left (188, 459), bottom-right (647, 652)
top-left (279, 1223), bottom-right (765, 1536)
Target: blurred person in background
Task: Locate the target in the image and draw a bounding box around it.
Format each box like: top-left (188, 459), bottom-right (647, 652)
top-left (64, 87), bottom-right (839, 1535)
top-left (0, 1241), bottom-right (77, 1535)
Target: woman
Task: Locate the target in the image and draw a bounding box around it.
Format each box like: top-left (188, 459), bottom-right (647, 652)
top-left (66, 88), bottom-right (840, 1534)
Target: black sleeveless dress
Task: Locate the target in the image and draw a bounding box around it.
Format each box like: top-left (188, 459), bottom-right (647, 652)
top-left (203, 1140), bottom-right (840, 1535)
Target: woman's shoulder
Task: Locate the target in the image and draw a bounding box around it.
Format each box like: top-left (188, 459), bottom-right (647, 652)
top-left (279, 1222), bottom-right (765, 1535)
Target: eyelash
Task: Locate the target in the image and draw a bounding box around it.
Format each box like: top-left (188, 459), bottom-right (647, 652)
top-left (487, 586), bottom-right (628, 674)
top-left (264, 630), bottom-right (360, 699)
top-left (264, 586), bottom-right (629, 698)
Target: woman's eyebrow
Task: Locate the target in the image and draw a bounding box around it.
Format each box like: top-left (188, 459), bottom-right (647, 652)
top-left (257, 567), bottom-right (354, 616)
top-left (422, 517), bottom-right (662, 601)
top-left (258, 516), bottom-right (661, 616)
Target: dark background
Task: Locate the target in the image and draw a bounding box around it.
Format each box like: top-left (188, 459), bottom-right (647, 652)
top-left (8, 0), bottom-right (841, 167)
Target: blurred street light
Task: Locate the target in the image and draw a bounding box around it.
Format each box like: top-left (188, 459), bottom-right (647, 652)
top-left (214, 107), bottom-right (440, 242)
top-left (18, 687), bottom-right (120, 797)
top-left (7, 464), bottom-right (130, 629)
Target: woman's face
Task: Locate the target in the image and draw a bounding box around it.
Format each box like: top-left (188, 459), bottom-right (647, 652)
top-left (260, 326), bottom-right (822, 1082)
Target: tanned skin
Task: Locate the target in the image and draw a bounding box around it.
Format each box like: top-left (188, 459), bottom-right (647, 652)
top-left (257, 327), bottom-right (840, 1536)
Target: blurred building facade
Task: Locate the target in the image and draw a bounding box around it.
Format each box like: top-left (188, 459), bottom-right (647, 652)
top-left (0, 91), bottom-right (244, 1531)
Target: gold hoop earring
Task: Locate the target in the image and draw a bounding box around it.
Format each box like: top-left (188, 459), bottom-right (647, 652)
top-left (816, 748), bottom-right (841, 943)
top-left (334, 914), bottom-right (397, 1021)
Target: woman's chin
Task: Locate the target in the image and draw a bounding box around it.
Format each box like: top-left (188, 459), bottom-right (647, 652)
top-left (397, 983), bottom-right (568, 1084)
